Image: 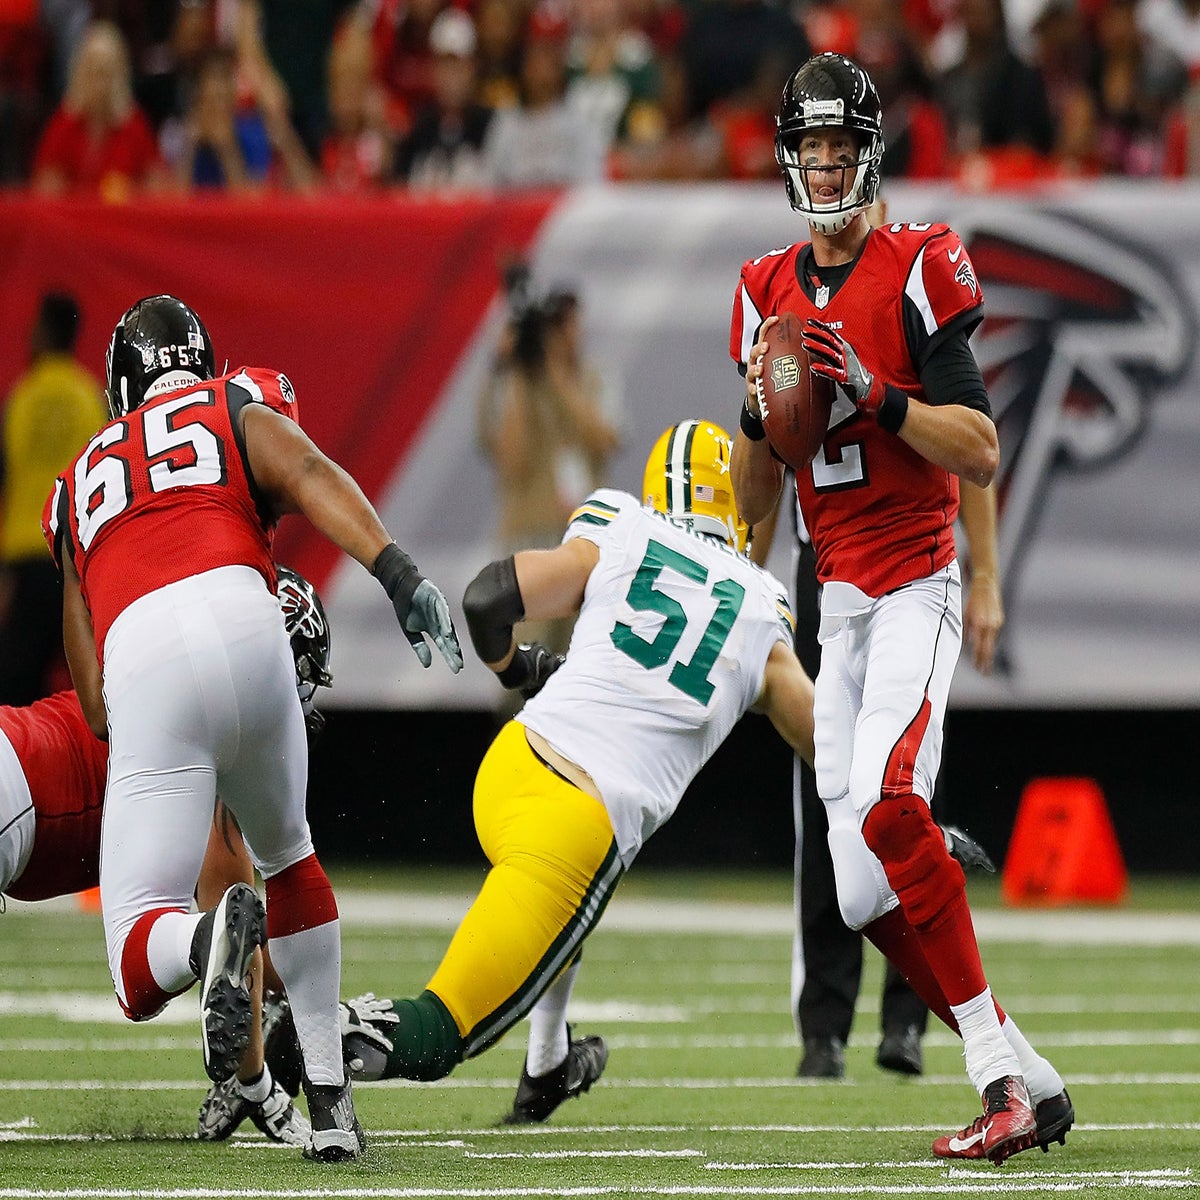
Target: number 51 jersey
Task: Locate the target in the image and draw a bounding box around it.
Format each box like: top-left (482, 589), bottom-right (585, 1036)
top-left (518, 489), bottom-right (796, 867)
top-left (44, 367), bottom-right (297, 659)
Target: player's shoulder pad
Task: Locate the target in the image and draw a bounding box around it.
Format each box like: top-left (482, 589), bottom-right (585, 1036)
top-left (879, 222), bottom-right (982, 331)
top-left (740, 242), bottom-right (803, 288)
top-left (565, 487), bottom-right (635, 537)
top-left (223, 366), bottom-right (299, 420)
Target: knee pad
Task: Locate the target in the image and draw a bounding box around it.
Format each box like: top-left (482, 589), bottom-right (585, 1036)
top-left (825, 806), bottom-right (896, 930)
top-left (382, 990), bottom-right (465, 1082)
top-left (861, 796), bottom-right (964, 932)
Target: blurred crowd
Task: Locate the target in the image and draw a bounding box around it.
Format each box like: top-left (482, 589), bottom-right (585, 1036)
top-left (1, 0), bottom-right (1198, 199)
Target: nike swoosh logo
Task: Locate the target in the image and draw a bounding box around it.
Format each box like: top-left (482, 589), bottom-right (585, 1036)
top-left (947, 1126), bottom-right (987, 1152)
top-left (948, 247), bottom-right (963, 263)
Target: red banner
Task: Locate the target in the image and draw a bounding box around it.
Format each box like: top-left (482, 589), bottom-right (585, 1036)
top-left (0, 193), bottom-right (557, 585)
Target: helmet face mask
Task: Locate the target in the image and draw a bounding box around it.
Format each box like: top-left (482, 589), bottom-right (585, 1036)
top-left (776, 53), bottom-right (884, 235)
top-left (106, 294), bottom-right (215, 420)
top-left (275, 566), bottom-right (333, 706)
top-left (643, 420), bottom-right (749, 553)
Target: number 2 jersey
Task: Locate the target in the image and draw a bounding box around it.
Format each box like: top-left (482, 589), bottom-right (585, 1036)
top-left (518, 489), bottom-right (796, 867)
top-left (44, 367), bottom-right (297, 658)
top-left (730, 222), bottom-right (986, 598)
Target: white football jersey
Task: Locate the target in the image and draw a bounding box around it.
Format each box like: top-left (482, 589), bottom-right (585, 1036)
top-left (519, 489), bottom-right (795, 866)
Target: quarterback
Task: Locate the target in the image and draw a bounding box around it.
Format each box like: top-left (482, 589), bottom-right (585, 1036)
top-left (730, 53), bottom-right (1071, 1163)
top-left (340, 420), bottom-right (816, 1122)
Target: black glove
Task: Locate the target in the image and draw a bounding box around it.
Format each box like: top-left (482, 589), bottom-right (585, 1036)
top-left (497, 642), bottom-right (564, 700)
top-left (942, 823), bottom-right (997, 873)
top-left (372, 543), bottom-right (464, 672)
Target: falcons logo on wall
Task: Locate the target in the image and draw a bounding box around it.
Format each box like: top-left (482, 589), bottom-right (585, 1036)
top-left (957, 208), bottom-right (1196, 656)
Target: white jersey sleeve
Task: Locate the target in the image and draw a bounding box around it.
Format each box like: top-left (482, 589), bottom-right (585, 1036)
top-left (520, 489), bottom-right (795, 866)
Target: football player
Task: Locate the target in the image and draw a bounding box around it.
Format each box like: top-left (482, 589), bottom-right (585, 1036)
top-left (44, 294), bottom-right (461, 1162)
top-left (0, 566), bottom-right (333, 1147)
top-left (336, 419), bottom-right (816, 1124)
top-left (729, 53), bottom-right (1071, 1163)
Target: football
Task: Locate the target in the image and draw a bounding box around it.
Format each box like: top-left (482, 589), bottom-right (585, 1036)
top-left (757, 312), bottom-right (835, 469)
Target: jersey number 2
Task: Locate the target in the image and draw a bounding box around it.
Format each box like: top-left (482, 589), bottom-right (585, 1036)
top-left (611, 539), bottom-right (745, 704)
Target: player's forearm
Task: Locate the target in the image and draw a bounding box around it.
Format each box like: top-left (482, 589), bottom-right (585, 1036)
top-left (730, 429), bottom-right (784, 526)
top-left (288, 454), bottom-right (393, 571)
top-left (895, 402), bottom-right (998, 487)
top-left (959, 480), bottom-right (999, 580)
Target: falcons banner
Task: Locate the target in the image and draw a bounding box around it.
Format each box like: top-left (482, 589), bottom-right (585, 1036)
top-left (0, 186), bottom-right (1196, 708)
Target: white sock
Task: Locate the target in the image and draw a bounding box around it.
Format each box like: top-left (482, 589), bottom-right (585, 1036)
top-left (269, 920), bottom-right (343, 1087)
top-left (146, 911), bottom-right (206, 993)
top-left (526, 959), bottom-right (580, 1077)
top-left (950, 987), bottom-right (1021, 1095)
top-left (238, 1066), bottom-right (273, 1103)
top-left (1001, 1014), bottom-right (1064, 1105)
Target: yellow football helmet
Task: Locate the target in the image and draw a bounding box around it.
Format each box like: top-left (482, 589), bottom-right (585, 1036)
top-left (643, 419), bottom-right (749, 553)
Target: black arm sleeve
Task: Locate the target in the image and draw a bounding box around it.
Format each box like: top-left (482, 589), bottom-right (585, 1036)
top-left (462, 556), bottom-right (525, 664)
top-left (918, 328), bottom-right (992, 417)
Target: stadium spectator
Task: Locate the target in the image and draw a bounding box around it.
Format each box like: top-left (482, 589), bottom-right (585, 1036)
top-left (371, 0), bottom-right (449, 134)
top-left (31, 19), bottom-right (168, 199)
top-left (707, 49), bottom-right (791, 179)
top-left (676, 0), bottom-right (810, 123)
top-left (170, 46), bottom-right (317, 191)
top-left (395, 8), bottom-right (492, 191)
top-left (474, 0), bottom-right (525, 111)
top-left (0, 5), bottom-right (51, 184)
top-left (0, 291), bottom-right (106, 706)
top-left (1137, 0), bottom-right (1200, 81)
top-left (321, 20), bottom-right (395, 191)
top-left (46, 293), bottom-right (462, 1161)
top-left (935, 0), bottom-right (1056, 177)
top-left (237, 0), bottom-right (367, 161)
top-left (482, 7), bottom-right (607, 187)
top-left (564, 0), bottom-right (664, 157)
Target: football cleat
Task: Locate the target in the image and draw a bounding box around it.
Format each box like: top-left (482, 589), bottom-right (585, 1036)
top-left (502, 1031), bottom-right (608, 1125)
top-left (876, 1025), bottom-right (923, 1076)
top-left (797, 1036), bottom-right (845, 1079)
top-left (933, 1075), bottom-right (1038, 1164)
top-left (263, 994), bottom-right (303, 1098)
top-left (303, 1077), bottom-right (366, 1162)
top-left (189, 883), bottom-right (265, 1084)
top-left (942, 824), bottom-right (997, 873)
top-left (197, 1073), bottom-right (311, 1146)
top-left (1034, 1089), bottom-right (1074, 1153)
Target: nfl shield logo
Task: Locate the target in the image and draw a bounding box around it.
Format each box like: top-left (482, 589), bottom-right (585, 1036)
top-left (815, 285), bottom-right (830, 310)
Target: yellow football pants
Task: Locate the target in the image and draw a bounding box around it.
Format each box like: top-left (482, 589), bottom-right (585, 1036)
top-left (426, 720), bottom-right (623, 1057)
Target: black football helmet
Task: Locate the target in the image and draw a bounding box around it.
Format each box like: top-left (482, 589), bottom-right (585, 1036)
top-left (106, 294), bottom-right (215, 419)
top-left (775, 53), bottom-right (884, 235)
top-left (276, 565), bottom-right (333, 707)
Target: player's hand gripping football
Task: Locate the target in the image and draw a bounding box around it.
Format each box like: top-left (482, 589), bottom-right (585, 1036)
top-left (801, 319), bottom-right (885, 413)
top-left (745, 315), bottom-right (779, 417)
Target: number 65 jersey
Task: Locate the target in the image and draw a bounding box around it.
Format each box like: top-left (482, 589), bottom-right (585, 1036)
top-left (44, 367), bottom-right (296, 660)
top-left (518, 489), bottom-right (795, 867)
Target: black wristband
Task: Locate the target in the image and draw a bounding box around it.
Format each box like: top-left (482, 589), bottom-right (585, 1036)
top-left (877, 385), bottom-right (909, 434)
top-left (497, 645), bottom-right (534, 690)
top-left (740, 396), bottom-right (767, 441)
top-left (372, 542), bottom-right (422, 613)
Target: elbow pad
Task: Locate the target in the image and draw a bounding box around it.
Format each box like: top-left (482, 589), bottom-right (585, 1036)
top-left (462, 556), bottom-right (525, 664)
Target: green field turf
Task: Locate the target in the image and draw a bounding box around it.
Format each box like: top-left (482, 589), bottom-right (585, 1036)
top-left (2, 868), bottom-right (1198, 1198)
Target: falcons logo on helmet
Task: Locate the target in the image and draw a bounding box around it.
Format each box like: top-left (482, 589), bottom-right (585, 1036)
top-left (958, 207), bottom-right (1196, 665)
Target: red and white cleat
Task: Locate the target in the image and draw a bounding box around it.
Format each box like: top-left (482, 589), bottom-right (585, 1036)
top-left (933, 1075), bottom-right (1038, 1164)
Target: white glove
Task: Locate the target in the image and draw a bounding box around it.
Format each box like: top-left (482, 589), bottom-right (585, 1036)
top-left (339, 992), bottom-right (398, 1053)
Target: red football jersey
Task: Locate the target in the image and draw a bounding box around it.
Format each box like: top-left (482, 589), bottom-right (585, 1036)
top-left (45, 367), bottom-right (298, 653)
top-left (1, 691), bottom-right (108, 902)
top-left (731, 223), bottom-right (985, 597)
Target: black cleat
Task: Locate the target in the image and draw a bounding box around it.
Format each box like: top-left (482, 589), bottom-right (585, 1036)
top-left (190, 883), bottom-right (265, 1084)
top-left (942, 824), bottom-right (997, 873)
top-left (876, 1025), bottom-right (924, 1076)
top-left (197, 1073), bottom-right (311, 1145)
top-left (263, 994), bottom-right (303, 1098)
top-left (303, 1077), bottom-right (365, 1162)
top-left (1035, 1089), bottom-right (1074, 1152)
top-left (502, 1032), bottom-right (608, 1124)
top-left (797, 1036), bottom-right (845, 1079)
